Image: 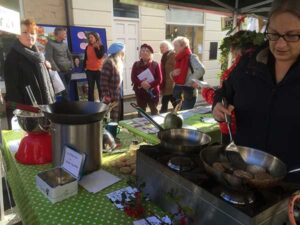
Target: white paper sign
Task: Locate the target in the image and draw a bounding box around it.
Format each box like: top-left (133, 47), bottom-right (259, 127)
top-left (0, 6), bottom-right (21, 35)
top-left (62, 146), bottom-right (84, 178)
top-left (79, 169), bottom-right (120, 193)
top-left (137, 68), bottom-right (155, 83)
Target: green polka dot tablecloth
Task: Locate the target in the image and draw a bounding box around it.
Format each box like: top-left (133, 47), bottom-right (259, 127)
top-left (1, 130), bottom-right (164, 225)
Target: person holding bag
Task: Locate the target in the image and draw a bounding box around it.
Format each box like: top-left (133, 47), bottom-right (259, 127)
top-left (171, 36), bottom-right (205, 110)
top-left (131, 44), bottom-right (162, 115)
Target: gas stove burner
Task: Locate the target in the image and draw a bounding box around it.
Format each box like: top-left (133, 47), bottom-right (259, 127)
top-left (220, 189), bottom-right (255, 205)
top-left (167, 156), bottom-right (194, 172)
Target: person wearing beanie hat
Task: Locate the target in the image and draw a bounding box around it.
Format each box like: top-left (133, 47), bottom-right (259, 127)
top-left (140, 43), bottom-right (154, 54)
top-left (83, 32), bottom-right (105, 102)
top-left (107, 42), bottom-right (125, 55)
top-left (213, 0), bottom-right (300, 171)
top-left (100, 42), bottom-right (125, 121)
top-left (131, 43), bottom-right (162, 115)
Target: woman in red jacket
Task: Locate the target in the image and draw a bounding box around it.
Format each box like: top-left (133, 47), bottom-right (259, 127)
top-left (131, 44), bottom-right (162, 115)
top-left (201, 31), bottom-right (264, 144)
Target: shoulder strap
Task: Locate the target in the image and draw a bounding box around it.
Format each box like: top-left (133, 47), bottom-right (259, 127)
top-left (189, 54), bottom-right (194, 74)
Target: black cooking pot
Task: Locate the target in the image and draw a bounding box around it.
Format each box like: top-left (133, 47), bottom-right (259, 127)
top-left (41, 101), bottom-right (109, 125)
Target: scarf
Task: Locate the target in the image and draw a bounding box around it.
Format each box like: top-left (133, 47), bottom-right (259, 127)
top-left (138, 59), bottom-right (156, 76)
top-left (173, 47), bottom-right (192, 85)
top-left (13, 40), bottom-right (55, 104)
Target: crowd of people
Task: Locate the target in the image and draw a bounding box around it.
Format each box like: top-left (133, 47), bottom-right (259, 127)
top-left (3, 22), bottom-right (206, 124)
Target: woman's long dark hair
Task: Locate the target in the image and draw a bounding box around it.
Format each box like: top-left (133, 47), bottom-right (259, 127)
top-left (88, 32), bottom-right (101, 44)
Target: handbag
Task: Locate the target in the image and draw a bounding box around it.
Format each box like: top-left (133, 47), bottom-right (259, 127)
top-left (48, 70), bottom-right (65, 94)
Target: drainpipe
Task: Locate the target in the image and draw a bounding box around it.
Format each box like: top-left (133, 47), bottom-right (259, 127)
top-left (64, 0), bottom-right (70, 26)
top-left (64, 0), bottom-right (73, 51)
top-left (233, 0), bottom-right (239, 29)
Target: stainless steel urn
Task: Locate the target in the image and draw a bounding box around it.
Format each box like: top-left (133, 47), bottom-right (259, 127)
top-left (51, 121), bottom-right (103, 173)
top-left (42, 102), bottom-right (108, 174)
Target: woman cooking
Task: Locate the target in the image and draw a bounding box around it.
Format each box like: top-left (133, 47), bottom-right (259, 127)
top-left (213, 0), bottom-right (300, 170)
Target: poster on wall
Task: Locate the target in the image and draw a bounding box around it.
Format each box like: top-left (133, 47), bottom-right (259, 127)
top-left (69, 26), bottom-right (107, 54)
top-left (72, 54), bottom-right (84, 73)
top-left (36, 25), bottom-right (68, 54)
top-left (0, 6), bottom-right (21, 35)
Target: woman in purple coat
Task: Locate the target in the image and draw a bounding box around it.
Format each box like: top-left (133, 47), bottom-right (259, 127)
top-left (131, 44), bottom-right (162, 115)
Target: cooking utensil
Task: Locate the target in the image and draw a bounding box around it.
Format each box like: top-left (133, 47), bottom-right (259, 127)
top-left (103, 129), bottom-right (117, 153)
top-left (42, 101), bottom-right (109, 125)
top-left (14, 109), bottom-right (52, 164)
top-left (174, 94), bottom-right (184, 113)
top-left (7, 101), bottom-right (40, 113)
top-left (44, 101), bottom-right (109, 173)
top-left (104, 101), bottom-right (119, 123)
top-left (200, 145), bottom-right (287, 189)
top-left (131, 103), bottom-right (211, 154)
top-left (222, 98), bottom-right (247, 170)
top-left (288, 193), bottom-right (300, 225)
top-left (13, 109), bottom-right (50, 133)
top-left (25, 85), bottom-right (39, 107)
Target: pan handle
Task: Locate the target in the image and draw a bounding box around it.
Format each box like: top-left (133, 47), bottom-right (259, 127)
top-left (288, 193), bottom-right (300, 225)
top-left (222, 97), bottom-right (233, 142)
top-left (130, 103), bottom-right (164, 131)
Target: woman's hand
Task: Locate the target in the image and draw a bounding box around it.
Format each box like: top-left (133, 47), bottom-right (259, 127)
top-left (192, 81), bottom-right (199, 89)
top-left (141, 81), bottom-right (151, 90)
top-left (45, 61), bottom-right (52, 70)
top-left (172, 69), bottom-right (181, 77)
top-left (212, 102), bottom-right (234, 122)
top-left (103, 96), bottom-right (111, 104)
top-left (93, 41), bottom-right (100, 49)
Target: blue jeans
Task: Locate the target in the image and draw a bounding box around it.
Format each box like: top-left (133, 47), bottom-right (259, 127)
top-left (173, 85), bottom-right (196, 110)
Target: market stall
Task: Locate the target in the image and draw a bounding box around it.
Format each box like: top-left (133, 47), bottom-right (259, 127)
top-left (1, 130), bottom-right (167, 225)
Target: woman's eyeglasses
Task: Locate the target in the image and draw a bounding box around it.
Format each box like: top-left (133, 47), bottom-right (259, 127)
top-left (265, 32), bottom-right (300, 42)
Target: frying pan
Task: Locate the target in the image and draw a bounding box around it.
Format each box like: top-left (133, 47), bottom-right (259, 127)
top-left (130, 103), bottom-right (211, 154)
top-left (200, 145), bottom-right (287, 189)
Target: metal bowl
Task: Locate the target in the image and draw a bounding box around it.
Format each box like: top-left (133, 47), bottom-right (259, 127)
top-left (13, 109), bottom-right (50, 133)
top-left (200, 145), bottom-right (287, 190)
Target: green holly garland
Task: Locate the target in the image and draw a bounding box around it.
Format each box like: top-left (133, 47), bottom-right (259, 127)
top-left (219, 31), bottom-right (265, 75)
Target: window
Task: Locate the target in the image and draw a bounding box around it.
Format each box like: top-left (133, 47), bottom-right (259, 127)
top-left (166, 8), bottom-right (204, 25)
top-left (0, 0), bottom-right (21, 80)
top-left (166, 8), bottom-right (204, 60)
top-left (166, 25), bottom-right (204, 60)
top-left (113, 0), bottom-right (139, 18)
